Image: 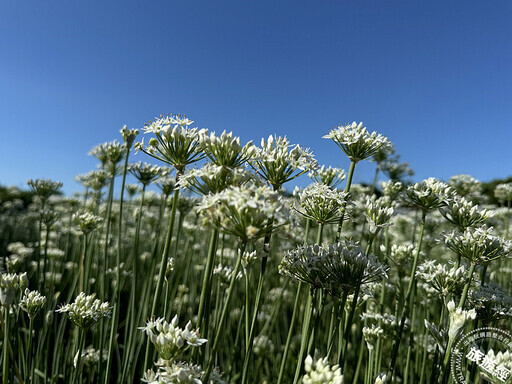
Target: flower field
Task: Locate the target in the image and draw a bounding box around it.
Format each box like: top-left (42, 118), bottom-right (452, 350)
top-left (2, 117), bottom-right (512, 384)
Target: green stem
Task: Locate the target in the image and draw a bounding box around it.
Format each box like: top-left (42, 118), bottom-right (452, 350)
top-left (104, 145), bottom-right (130, 384)
top-left (388, 210), bottom-right (427, 379)
top-left (293, 290), bottom-right (315, 384)
top-left (3, 306), bottom-right (10, 384)
top-left (196, 228), bottom-right (220, 332)
top-left (144, 186), bottom-right (180, 371)
top-left (25, 317), bottom-right (34, 383)
top-left (336, 160), bottom-right (357, 242)
top-left (203, 242), bottom-right (246, 383)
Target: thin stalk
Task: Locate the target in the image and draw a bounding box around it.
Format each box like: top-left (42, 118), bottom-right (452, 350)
top-left (203, 242), bottom-right (246, 383)
top-left (144, 186), bottom-right (180, 371)
top-left (196, 228), bottom-right (220, 332)
top-left (336, 160), bottom-right (357, 242)
top-left (340, 283), bottom-right (361, 370)
top-left (104, 145), bottom-right (131, 383)
top-left (71, 328), bottom-right (86, 384)
top-left (292, 290), bottom-right (315, 384)
top-left (388, 210), bottom-right (427, 379)
top-left (25, 316), bottom-right (34, 383)
top-left (3, 306), bottom-right (10, 384)
top-left (276, 219), bottom-right (312, 384)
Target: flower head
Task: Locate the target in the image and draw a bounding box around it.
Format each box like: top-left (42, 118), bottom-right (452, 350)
top-left (199, 130), bottom-right (256, 167)
top-left (56, 292), bottom-right (111, 328)
top-left (27, 178), bottom-right (63, 204)
top-left (251, 135), bottom-right (317, 190)
top-left (73, 211), bottom-right (103, 235)
top-left (302, 355), bottom-right (344, 384)
top-left (129, 162), bottom-right (166, 186)
top-left (196, 183), bottom-right (289, 242)
top-left (439, 195), bottom-right (492, 231)
top-left (446, 300), bottom-right (476, 339)
top-left (120, 125), bottom-right (140, 147)
top-left (401, 178), bottom-right (452, 213)
top-left (140, 316), bottom-right (206, 361)
top-left (365, 197), bottom-right (394, 235)
top-left (292, 183), bottom-right (350, 224)
top-left (19, 288), bottom-right (46, 318)
top-left (0, 272), bottom-right (28, 306)
top-left (89, 141), bottom-right (125, 170)
top-left (135, 114), bottom-right (206, 174)
top-left (279, 241), bottom-right (387, 297)
top-left (309, 166), bottom-right (346, 188)
top-left (442, 226), bottom-right (512, 264)
top-left (323, 122), bottom-right (392, 163)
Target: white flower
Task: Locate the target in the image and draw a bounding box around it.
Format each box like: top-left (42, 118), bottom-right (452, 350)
top-left (309, 165), bottom-right (346, 188)
top-left (446, 300), bottom-right (477, 339)
top-left (0, 272), bottom-right (28, 306)
top-left (196, 183), bottom-right (289, 242)
top-left (139, 316), bottom-right (207, 361)
top-left (292, 183), bottom-right (350, 224)
top-left (323, 121), bottom-right (392, 163)
top-left (251, 135), bottom-right (317, 189)
top-left (302, 355), bottom-right (344, 384)
top-left (199, 130), bottom-right (257, 167)
top-left (19, 289), bottom-right (46, 318)
top-left (56, 292), bottom-right (111, 328)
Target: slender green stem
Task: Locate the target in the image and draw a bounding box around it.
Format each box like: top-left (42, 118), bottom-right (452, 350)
top-left (293, 290), bottom-right (314, 384)
top-left (104, 146), bottom-right (131, 384)
top-left (25, 317), bottom-right (34, 383)
top-left (203, 242), bottom-right (246, 383)
top-left (144, 186), bottom-right (180, 371)
top-left (3, 306), bottom-right (10, 384)
top-left (196, 228), bottom-right (220, 332)
top-left (388, 210), bottom-right (427, 379)
top-left (72, 328), bottom-right (86, 384)
top-left (336, 160), bottom-right (357, 242)
top-left (340, 283), bottom-right (360, 370)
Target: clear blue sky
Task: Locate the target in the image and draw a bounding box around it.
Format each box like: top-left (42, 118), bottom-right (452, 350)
top-left (1, 1), bottom-right (511, 194)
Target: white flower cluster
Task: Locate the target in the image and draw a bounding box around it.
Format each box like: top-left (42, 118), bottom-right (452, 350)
top-left (446, 300), bottom-right (477, 339)
top-left (416, 260), bottom-right (466, 298)
top-left (213, 263), bottom-right (243, 286)
top-left (443, 226), bottom-right (512, 264)
top-left (309, 165), bottom-right (346, 188)
top-left (196, 184), bottom-right (289, 242)
top-left (73, 211), bottom-right (103, 235)
top-left (439, 195), bottom-right (492, 230)
top-left (323, 121), bottom-right (392, 163)
top-left (380, 181), bottom-right (404, 205)
top-left (89, 141), bottom-right (125, 168)
top-left (363, 324), bottom-right (384, 350)
top-left (279, 241), bottom-right (387, 297)
top-left (292, 183), bottom-right (349, 224)
top-left (143, 360), bottom-right (225, 384)
top-left (178, 163), bottom-right (257, 195)
top-left (470, 283), bottom-right (512, 321)
top-left (27, 178), bottom-right (63, 203)
top-left (365, 197), bottom-right (394, 235)
top-left (495, 182), bottom-right (512, 203)
top-left (136, 114), bottom-right (206, 172)
top-left (199, 130), bottom-right (257, 167)
top-left (140, 316), bottom-right (207, 361)
top-left (19, 288), bottom-right (46, 318)
top-left (448, 174), bottom-right (480, 198)
top-left (129, 162), bottom-right (165, 186)
top-left (402, 178), bottom-right (452, 212)
top-left (80, 345), bottom-right (108, 367)
top-left (302, 355), bottom-right (344, 384)
top-left (252, 135), bottom-right (317, 189)
top-left (120, 125), bottom-right (139, 146)
top-left (0, 272), bottom-right (28, 306)
top-left (56, 292), bottom-right (111, 328)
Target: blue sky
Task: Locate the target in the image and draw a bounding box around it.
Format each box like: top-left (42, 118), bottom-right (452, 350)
top-left (1, 1), bottom-right (511, 195)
